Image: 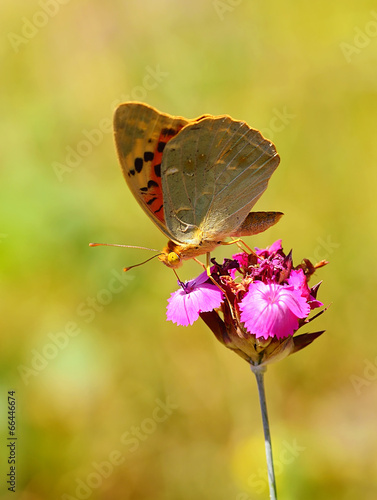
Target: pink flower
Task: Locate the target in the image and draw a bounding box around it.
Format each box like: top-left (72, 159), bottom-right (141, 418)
top-left (232, 252), bottom-right (250, 268)
top-left (288, 269), bottom-right (323, 309)
top-left (166, 271), bottom-right (223, 326)
top-left (239, 281), bottom-right (311, 340)
top-left (166, 240), bottom-right (326, 365)
top-left (255, 239), bottom-right (282, 257)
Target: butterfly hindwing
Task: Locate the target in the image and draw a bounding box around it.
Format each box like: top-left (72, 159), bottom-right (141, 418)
top-left (160, 115), bottom-right (280, 244)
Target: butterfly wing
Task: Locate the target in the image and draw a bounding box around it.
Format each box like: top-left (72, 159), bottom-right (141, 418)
top-left (160, 115), bottom-right (280, 244)
top-left (113, 102), bottom-right (190, 240)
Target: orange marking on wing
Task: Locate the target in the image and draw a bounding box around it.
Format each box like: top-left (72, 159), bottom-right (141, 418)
top-left (140, 126), bottom-right (185, 223)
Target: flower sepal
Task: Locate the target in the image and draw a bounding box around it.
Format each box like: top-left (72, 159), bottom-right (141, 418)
top-left (200, 309), bottom-right (325, 366)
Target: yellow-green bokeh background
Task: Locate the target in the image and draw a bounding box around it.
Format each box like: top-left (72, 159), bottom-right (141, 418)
top-left (1, 1), bottom-right (377, 498)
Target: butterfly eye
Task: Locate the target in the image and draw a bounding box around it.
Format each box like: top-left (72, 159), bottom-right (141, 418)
top-left (167, 252), bottom-right (181, 267)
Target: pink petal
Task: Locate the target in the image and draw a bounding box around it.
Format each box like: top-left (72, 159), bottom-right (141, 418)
top-left (166, 279), bottom-right (223, 327)
top-left (190, 270), bottom-right (211, 288)
top-left (239, 281), bottom-right (310, 339)
top-left (288, 269), bottom-right (323, 310)
top-left (255, 239), bottom-right (282, 256)
top-left (232, 252), bottom-right (249, 268)
top-left (287, 269), bottom-right (307, 293)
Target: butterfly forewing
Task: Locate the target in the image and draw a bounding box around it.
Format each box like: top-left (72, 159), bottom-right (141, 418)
top-left (113, 102), bottom-right (189, 240)
top-left (161, 116), bottom-right (280, 243)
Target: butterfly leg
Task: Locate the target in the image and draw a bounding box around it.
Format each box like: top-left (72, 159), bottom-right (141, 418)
top-left (221, 238), bottom-right (257, 257)
top-left (193, 255), bottom-right (225, 293)
top-left (205, 252), bottom-right (228, 295)
top-left (188, 254), bottom-right (213, 275)
top-left (193, 257), bottom-right (206, 270)
top-left (232, 238), bottom-right (253, 253)
top-left (223, 237), bottom-right (252, 251)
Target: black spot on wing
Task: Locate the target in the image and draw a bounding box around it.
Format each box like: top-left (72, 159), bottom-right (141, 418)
top-left (128, 169), bottom-right (135, 176)
top-left (140, 180), bottom-right (160, 193)
top-left (154, 164), bottom-right (161, 177)
top-left (157, 141), bottom-right (166, 153)
top-left (155, 204), bottom-right (163, 214)
top-left (144, 151), bottom-right (154, 162)
top-left (134, 157), bottom-right (143, 173)
top-left (147, 180), bottom-right (159, 188)
top-left (147, 197), bottom-right (157, 205)
top-left (161, 127), bottom-right (176, 136)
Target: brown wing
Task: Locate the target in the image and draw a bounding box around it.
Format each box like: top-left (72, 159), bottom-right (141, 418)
top-left (160, 115), bottom-right (280, 244)
top-left (113, 102), bottom-right (189, 240)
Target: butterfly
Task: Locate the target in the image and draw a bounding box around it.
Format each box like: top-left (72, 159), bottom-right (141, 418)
top-left (113, 102), bottom-right (282, 269)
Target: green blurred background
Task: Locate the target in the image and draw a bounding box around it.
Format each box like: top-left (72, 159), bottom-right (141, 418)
top-left (1, 1), bottom-right (377, 498)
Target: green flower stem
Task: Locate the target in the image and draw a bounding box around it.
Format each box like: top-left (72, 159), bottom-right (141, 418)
top-left (251, 365), bottom-right (277, 500)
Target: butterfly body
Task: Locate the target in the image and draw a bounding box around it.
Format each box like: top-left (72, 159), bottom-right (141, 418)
top-left (158, 237), bottom-right (220, 269)
top-left (114, 102), bottom-right (282, 269)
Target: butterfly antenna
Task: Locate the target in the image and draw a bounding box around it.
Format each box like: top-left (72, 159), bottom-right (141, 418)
top-left (173, 269), bottom-right (185, 287)
top-left (123, 253), bottom-right (162, 272)
top-left (89, 242), bottom-right (162, 271)
top-left (89, 243), bottom-right (159, 252)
